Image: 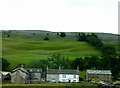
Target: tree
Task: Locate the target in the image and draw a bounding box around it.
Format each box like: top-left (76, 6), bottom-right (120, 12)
top-left (48, 53), bottom-right (63, 69)
top-left (1, 58), bottom-right (10, 71)
top-left (71, 57), bottom-right (84, 70)
top-left (101, 45), bottom-right (117, 70)
top-left (101, 45), bottom-right (117, 56)
top-left (60, 32), bottom-right (66, 37)
top-left (47, 33), bottom-right (49, 36)
top-left (48, 53), bottom-right (71, 69)
top-left (44, 36), bottom-right (49, 40)
top-left (87, 56), bottom-right (99, 69)
top-left (86, 34), bottom-right (103, 49)
top-left (91, 33), bottom-right (98, 38)
top-left (57, 32), bottom-right (59, 36)
top-left (7, 34), bottom-right (10, 37)
top-left (28, 60), bottom-right (48, 71)
top-left (78, 33), bottom-right (86, 41)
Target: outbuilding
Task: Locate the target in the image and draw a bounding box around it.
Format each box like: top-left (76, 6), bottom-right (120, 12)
top-left (86, 70), bottom-right (112, 82)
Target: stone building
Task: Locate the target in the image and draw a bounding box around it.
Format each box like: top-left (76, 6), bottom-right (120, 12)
top-left (86, 70), bottom-right (112, 82)
top-left (27, 68), bottom-right (42, 83)
top-left (11, 67), bottom-right (29, 84)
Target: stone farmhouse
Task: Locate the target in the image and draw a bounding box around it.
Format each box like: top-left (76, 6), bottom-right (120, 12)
top-left (27, 68), bottom-right (42, 83)
top-left (11, 67), bottom-right (43, 84)
top-left (11, 66), bottom-right (79, 84)
top-left (10, 66), bottom-right (112, 84)
top-left (46, 69), bottom-right (79, 83)
top-left (11, 67), bottom-right (29, 84)
top-left (86, 70), bottom-right (112, 82)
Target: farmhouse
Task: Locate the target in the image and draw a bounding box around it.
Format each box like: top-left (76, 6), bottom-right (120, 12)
top-left (11, 66), bottom-right (29, 84)
top-left (86, 70), bottom-right (112, 82)
top-left (46, 69), bottom-right (79, 83)
top-left (11, 66), bottom-right (43, 84)
top-left (27, 68), bottom-right (42, 83)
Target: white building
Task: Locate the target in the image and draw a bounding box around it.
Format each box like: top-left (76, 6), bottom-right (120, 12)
top-left (46, 69), bottom-right (79, 83)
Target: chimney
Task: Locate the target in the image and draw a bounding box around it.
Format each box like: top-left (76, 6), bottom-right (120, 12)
top-left (46, 66), bottom-right (48, 70)
top-left (77, 65), bottom-right (79, 71)
top-left (21, 64), bottom-right (24, 68)
top-left (59, 65), bottom-right (61, 70)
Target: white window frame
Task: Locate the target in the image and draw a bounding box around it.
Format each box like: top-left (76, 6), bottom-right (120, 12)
top-left (62, 74), bottom-right (66, 78)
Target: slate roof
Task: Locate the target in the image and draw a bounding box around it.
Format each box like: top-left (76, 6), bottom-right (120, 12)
top-left (87, 70), bottom-right (112, 75)
top-left (27, 68), bottom-right (42, 73)
top-left (0, 72), bottom-right (11, 75)
top-left (47, 69), bottom-right (79, 75)
top-left (12, 67), bottom-right (29, 74)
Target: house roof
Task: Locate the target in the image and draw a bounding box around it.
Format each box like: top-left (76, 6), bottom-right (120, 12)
top-left (12, 67), bottom-right (29, 74)
top-left (0, 72), bottom-right (11, 75)
top-left (47, 69), bottom-right (79, 75)
top-left (87, 70), bottom-right (112, 75)
top-left (27, 68), bottom-right (42, 73)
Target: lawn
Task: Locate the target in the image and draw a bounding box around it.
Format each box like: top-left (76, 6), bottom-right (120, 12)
top-left (1, 83), bottom-right (97, 88)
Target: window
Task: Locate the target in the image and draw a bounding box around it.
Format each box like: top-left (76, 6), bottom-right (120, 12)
top-left (73, 75), bottom-right (76, 78)
top-left (62, 74), bottom-right (66, 78)
top-left (51, 75), bottom-right (55, 79)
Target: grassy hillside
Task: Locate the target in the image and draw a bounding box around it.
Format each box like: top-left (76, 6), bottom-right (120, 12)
top-left (2, 30), bottom-right (119, 70)
top-left (2, 31), bottom-right (102, 70)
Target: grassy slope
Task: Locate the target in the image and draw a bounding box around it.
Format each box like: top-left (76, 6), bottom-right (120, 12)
top-left (2, 31), bottom-right (119, 70)
top-left (2, 36), bottom-right (101, 70)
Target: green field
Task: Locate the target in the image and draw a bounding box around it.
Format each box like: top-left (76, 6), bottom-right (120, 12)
top-left (2, 31), bottom-right (119, 70)
top-left (2, 36), bottom-right (101, 70)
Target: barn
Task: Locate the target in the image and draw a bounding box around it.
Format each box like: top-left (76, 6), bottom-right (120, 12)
top-left (86, 70), bottom-right (112, 82)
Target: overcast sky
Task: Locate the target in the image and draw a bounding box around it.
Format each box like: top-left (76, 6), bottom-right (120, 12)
top-left (0, 0), bottom-right (119, 34)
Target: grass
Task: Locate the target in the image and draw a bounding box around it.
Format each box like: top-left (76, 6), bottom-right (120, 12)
top-left (80, 71), bottom-right (86, 80)
top-left (2, 35), bottom-right (101, 70)
top-left (2, 83), bottom-right (97, 88)
top-left (2, 31), bottom-right (119, 70)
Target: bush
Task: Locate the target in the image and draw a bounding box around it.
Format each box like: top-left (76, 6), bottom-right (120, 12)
top-left (44, 36), bottom-right (49, 40)
top-left (60, 32), bottom-right (66, 37)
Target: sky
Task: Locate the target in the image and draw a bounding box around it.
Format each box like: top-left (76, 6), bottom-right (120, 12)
top-left (0, 0), bottom-right (119, 34)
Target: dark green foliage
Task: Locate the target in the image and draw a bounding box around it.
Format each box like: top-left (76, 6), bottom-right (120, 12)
top-left (101, 45), bottom-right (117, 70)
top-left (1, 58), bottom-right (10, 71)
top-left (60, 32), bottom-right (66, 37)
top-left (28, 60), bottom-right (48, 71)
top-left (33, 33), bottom-right (35, 35)
top-left (91, 33), bottom-right (98, 38)
top-left (86, 56), bottom-right (100, 69)
top-left (71, 57), bottom-right (84, 70)
top-left (57, 32), bottom-right (59, 36)
top-left (47, 33), bottom-right (49, 36)
top-left (78, 33), bottom-right (87, 41)
top-left (101, 45), bottom-right (117, 56)
top-left (48, 53), bottom-right (71, 69)
top-left (48, 53), bottom-right (63, 69)
top-left (86, 34), bottom-right (103, 49)
top-left (7, 34), bottom-right (10, 37)
top-left (44, 36), bottom-right (49, 40)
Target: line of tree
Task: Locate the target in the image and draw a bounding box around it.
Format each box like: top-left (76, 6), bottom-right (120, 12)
top-left (78, 32), bottom-right (120, 79)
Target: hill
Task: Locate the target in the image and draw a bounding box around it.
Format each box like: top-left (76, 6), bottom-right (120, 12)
top-left (1, 30), bottom-right (120, 70)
